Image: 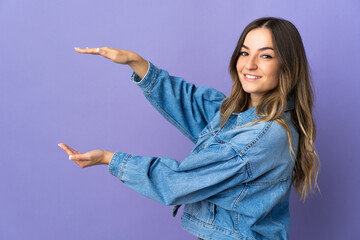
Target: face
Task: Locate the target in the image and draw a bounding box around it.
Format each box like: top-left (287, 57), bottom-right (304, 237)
top-left (236, 27), bottom-right (280, 107)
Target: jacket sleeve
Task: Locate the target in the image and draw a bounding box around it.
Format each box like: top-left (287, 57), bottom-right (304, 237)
top-left (108, 143), bottom-right (251, 206)
top-left (131, 61), bottom-right (227, 144)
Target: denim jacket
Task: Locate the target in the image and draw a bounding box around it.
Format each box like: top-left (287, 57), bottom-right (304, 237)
top-left (109, 61), bottom-right (299, 240)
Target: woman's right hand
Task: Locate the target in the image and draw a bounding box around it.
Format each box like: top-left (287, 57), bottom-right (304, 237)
top-left (75, 47), bottom-right (149, 79)
top-left (75, 47), bottom-right (135, 64)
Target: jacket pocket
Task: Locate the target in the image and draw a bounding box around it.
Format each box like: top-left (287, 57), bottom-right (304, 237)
top-left (209, 202), bottom-right (216, 224)
top-left (192, 125), bottom-right (222, 155)
top-left (184, 202), bottom-right (201, 217)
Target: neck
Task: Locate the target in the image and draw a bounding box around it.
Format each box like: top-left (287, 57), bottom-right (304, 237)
top-left (249, 93), bottom-right (262, 109)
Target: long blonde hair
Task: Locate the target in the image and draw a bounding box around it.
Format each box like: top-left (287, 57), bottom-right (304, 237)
top-left (220, 17), bottom-right (320, 202)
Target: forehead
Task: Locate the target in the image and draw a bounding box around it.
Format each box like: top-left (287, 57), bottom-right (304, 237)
top-left (242, 28), bottom-right (274, 48)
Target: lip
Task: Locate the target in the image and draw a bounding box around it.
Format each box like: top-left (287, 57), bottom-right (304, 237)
top-left (243, 73), bottom-right (262, 81)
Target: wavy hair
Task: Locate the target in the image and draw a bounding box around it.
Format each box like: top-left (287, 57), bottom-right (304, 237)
top-left (220, 17), bottom-right (320, 201)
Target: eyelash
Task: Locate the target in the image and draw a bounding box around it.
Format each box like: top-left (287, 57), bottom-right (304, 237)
top-left (240, 51), bottom-right (273, 59)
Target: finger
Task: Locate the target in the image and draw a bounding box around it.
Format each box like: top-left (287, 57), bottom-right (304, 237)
top-left (74, 47), bottom-right (103, 55)
top-left (74, 47), bottom-right (98, 54)
top-left (64, 144), bottom-right (82, 154)
top-left (58, 143), bottom-right (82, 155)
top-left (58, 143), bottom-right (74, 155)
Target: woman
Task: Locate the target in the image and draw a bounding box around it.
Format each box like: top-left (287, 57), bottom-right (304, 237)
top-left (59, 17), bottom-right (320, 240)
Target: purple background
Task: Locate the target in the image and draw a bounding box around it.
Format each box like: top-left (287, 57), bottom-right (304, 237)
top-left (1, 0), bottom-right (359, 239)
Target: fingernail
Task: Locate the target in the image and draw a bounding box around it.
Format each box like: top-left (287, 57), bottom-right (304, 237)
top-left (96, 48), bottom-right (99, 53)
top-left (69, 155), bottom-right (74, 160)
top-left (58, 144), bottom-right (61, 148)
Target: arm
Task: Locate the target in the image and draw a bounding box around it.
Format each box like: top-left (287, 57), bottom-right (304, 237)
top-left (57, 142), bottom-right (251, 205)
top-left (108, 144), bottom-right (251, 206)
top-left (131, 61), bottom-right (226, 143)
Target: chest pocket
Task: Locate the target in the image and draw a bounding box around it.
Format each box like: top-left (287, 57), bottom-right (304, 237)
top-left (192, 125), bottom-right (219, 154)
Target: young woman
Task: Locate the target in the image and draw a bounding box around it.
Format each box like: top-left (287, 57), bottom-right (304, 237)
top-left (59, 17), bottom-right (320, 240)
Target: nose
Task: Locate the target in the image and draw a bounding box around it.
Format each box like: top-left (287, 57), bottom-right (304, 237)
top-left (245, 55), bottom-right (258, 70)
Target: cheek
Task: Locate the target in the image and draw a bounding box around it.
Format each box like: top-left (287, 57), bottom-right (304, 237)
top-left (268, 64), bottom-right (280, 84)
top-left (270, 71), bottom-right (281, 89)
top-left (236, 59), bottom-right (243, 76)
top-left (235, 60), bottom-right (240, 72)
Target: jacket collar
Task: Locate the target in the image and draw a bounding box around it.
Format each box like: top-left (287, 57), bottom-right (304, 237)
top-left (235, 94), bottom-right (295, 124)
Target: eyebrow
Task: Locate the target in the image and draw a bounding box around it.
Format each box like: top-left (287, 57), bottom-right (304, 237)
top-left (241, 45), bottom-right (274, 51)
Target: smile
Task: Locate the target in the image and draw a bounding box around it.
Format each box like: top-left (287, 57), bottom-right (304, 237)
top-left (244, 74), bottom-right (261, 79)
top-left (243, 74), bottom-right (262, 81)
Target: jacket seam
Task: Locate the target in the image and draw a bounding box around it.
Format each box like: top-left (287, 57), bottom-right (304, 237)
top-left (270, 211), bottom-right (288, 239)
top-left (143, 92), bottom-right (198, 144)
top-left (198, 122), bottom-right (216, 138)
top-left (182, 213), bottom-right (255, 240)
top-left (245, 175), bottom-right (291, 186)
top-left (232, 184), bottom-right (248, 233)
top-left (239, 121), bottom-right (273, 157)
top-left (236, 108), bottom-right (256, 126)
top-left (232, 185), bottom-right (248, 211)
top-left (142, 66), bottom-right (160, 93)
top-left (119, 154), bottom-right (132, 182)
top-left (199, 112), bottom-right (236, 150)
top-left (141, 67), bottom-right (201, 144)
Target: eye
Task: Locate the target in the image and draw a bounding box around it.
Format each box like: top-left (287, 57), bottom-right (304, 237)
top-left (262, 55), bottom-right (273, 59)
top-left (240, 51), bottom-right (248, 56)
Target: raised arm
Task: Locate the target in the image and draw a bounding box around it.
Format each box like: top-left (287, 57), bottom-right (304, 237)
top-left (130, 62), bottom-right (226, 143)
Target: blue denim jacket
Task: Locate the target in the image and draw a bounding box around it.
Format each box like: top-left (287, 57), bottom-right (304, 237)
top-left (109, 61), bottom-right (299, 240)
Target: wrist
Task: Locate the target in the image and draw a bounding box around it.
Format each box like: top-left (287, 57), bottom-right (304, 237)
top-left (105, 151), bottom-right (116, 165)
top-left (127, 51), bottom-right (142, 64)
top-left (128, 53), bottom-right (148, 79)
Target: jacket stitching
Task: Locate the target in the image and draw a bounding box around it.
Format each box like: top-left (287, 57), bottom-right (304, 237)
top-left (144, 92), bottom-right (198, 144)
top-left (141, 67), bottom-right (197, 143)
top-left (143, 67), bottom-right (160, 93)
top-left (142, 68), bottom-right (217, 144)
top-left (201, 115), bottom-right (234, 149)
top-left (198, 121), bottom-right (216, 138)
top-left (239, 121), bottom-right (273, 157)
top-left (198, 126), bottom-right (211, 138)
top-left (232, 186), bottom-right (248, 233)
top-left (193, 202), bottom-right (202, 217)
top-left (236, 108), bottom-right (256, 126)
top-left (245, 175), bottom-right (291, 186)
top-left (208, 203), bottom-right (216, 224)
top-left (269, 211), bottom-right (288, 239)
top-left (229, 121), bottom-right (273, 157)
top-left (182, 213), bottom-right (255, 240)
top-left (119, 154), bottom-right (132, 182)
top-left (233, 184), bottom-right (248, 211)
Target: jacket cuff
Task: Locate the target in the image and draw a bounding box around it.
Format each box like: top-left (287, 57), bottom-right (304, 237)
top-left (108, 152), bottom-right (132, 182)
top-left (130, 61), bottom-right (159, 92)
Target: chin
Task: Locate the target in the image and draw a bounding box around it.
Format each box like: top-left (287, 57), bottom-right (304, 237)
top-left (241, 86), bottom-right (258, 94)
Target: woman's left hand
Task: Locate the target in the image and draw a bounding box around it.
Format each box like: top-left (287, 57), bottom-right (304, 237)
top-left (58, 143), bottom-right (115, 168)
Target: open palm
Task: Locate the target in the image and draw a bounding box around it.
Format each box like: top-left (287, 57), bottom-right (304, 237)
top-left (58, 143), bottom-right (114, 168)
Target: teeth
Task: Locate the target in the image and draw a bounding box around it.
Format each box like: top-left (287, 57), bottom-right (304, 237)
top-left (245, 74), bottom-right (261, 79)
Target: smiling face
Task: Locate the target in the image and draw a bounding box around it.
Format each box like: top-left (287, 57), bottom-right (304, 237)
top-left (236, 27), bottom-right (280, 108)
